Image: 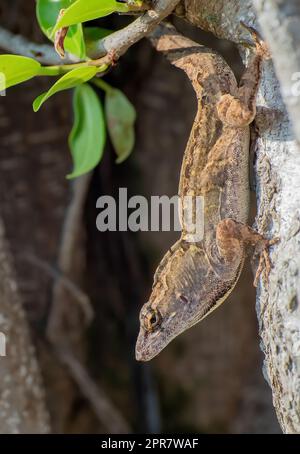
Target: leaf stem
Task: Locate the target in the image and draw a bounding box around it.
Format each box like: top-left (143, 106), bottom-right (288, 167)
top-left (37, 66), bottom-right (65, 77)
top-left (38, 62), bottom-right (108, 77)
top-left (92, 78), bottom-right (113, 94)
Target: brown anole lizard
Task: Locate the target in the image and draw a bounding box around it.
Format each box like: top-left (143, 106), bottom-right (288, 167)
top-left (135, 23), bottom-right (276, 361)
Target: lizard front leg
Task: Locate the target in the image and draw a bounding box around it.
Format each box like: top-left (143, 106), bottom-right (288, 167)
top-left (217, 24), bottom-right (270, 128)
top-left (216, 219), bottom-right (278, 287)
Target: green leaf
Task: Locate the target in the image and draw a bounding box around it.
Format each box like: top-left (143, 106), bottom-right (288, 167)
top-left (105, 89), bottom-right (136, 163)
top-left (84, 27), bottom-right (113, 42)
top-left (36, 0), bottom-right (86, 59)
top-left (84, 27), bottom-right (113, 57)
top-left (68, 83), bottom-right (106, 179)
top-left (65, 24), bottom-right (86, 59)
top-left (53, 0), bottom-right (128, 32)
top-left (33, 66), bottom-right (97, 112)
top-left (0, 55), bottom-right (41, 90)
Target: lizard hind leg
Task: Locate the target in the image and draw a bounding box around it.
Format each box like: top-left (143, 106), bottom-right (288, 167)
top-left (216, 219), bottom-right (278, 287)
top-left (216, 218), bottom-right (244, 264)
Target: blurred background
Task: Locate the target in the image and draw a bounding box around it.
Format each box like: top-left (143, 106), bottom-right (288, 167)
top-left (0, 0), bottom-right (280, 433)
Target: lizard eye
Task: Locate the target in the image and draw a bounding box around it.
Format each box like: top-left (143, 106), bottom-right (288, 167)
top-left (143, 308), bottom-right (161, 331)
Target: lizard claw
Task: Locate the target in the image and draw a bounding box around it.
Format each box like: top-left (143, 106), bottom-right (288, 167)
top-left (253, 237), bottom-right (279, 287)
top-left (240, 21), bottom-right (271, 60)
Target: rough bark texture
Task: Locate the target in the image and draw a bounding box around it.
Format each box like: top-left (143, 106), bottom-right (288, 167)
top-left (253, 0), bottom-right (300, 145)
top-left (180, 0), bottom-right (300, 434)
top-left (252, 0), bottom-right (300, 432)
top-left (0, 219), bottom-right (50, 433)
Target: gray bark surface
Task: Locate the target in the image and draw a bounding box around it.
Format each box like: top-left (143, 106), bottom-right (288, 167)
top-left (253, 0), bottom-right (300, 144)
top-left (181, 0), bottom-right (300, 433)
top-left (0, 220), bottom-right (50, 433)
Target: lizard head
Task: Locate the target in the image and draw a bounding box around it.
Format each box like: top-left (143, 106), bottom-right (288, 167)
top-left (135, 257), bottom-right (200, 361)
top-left (135, 243), bottom-right (238, 361)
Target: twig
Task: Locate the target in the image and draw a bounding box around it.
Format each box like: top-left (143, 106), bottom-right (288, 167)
top-left (22, 253), bottom-right (94, 325)
top-left (0, 26), bottom-right (74, 65)
top-left (88, 0), bottom-right (181, 59)
top-left (55, 347), bottom-right (131, 434)
top-left (0, 1), bottom-right (180, 65)
top-left (47, 173), bottom-right (92, 342)
top-left (57, 173), bottom-right (92, 272)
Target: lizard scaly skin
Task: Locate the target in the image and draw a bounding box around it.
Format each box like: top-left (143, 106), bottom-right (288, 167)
top-left (136, 23), bottom-right (273, 361)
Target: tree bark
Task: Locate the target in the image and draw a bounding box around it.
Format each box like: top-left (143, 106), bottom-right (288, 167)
top-left (0, 219), bottom-right (50, 433)
top-left (253, 0), bottom-right (300, 145)
top-left (180, 0), bottom-right (300, 434)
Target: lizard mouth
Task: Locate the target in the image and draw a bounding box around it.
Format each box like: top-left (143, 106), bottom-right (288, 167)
top-left (135, 341), bottom-right (162, 362)
top-left (135, 304), bottom-right (196, 361)
top-left (135, 323), bottom-right (177, 361)
top-left (135, 330), bottom-right (160, 361)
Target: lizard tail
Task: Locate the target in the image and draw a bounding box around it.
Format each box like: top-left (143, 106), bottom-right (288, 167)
top-left (149, 22), bottom-right (204, 76)
top-left (148, 23), bottom-right (230, 94)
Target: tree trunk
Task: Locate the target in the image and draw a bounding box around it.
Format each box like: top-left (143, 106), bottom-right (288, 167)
top-left (0, 219), bottom-right (50, 433)
top-left (181, 0), bottom-right (300, 434)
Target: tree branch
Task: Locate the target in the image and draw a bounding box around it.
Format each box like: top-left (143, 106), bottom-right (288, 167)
top-left (0, 0), bottom-right (181, 65)
top-left (47, 173), bottom-right (93, 345)
top-left (88, 0), bottom-right (181, 59)
top-left (55, 347), bottom-right (131, 434)
top-left (0, 219), bottom-right (50, 433)
top-left (0, 26), bottom-right (72, 65)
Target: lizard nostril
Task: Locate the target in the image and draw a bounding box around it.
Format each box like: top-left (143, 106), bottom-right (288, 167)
top-left (179, 294), bottom-right (189, 304)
